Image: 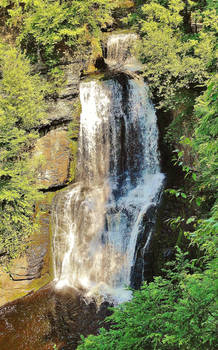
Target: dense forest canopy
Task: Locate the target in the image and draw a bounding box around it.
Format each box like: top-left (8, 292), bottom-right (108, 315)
top-left (0, 0), bottom-right (217, 349)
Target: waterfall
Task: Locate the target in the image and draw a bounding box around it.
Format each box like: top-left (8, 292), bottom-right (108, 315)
top-left (52, 34), bottom-right (164, 304)
top-left (106, 33), bottom-right (142, 71)
top-left (106, 33), bottom-right (137, 64)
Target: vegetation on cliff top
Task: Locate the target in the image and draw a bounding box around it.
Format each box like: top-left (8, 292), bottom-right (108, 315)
top-left (0, 0), bottom-right (121, 67)
top-left (126, 0), bottom-right (217, 109)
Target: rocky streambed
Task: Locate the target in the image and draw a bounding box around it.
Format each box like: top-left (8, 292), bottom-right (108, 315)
top-left (0, 283), bottom-right (111, 350)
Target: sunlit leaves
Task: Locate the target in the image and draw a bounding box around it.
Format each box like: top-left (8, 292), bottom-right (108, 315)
top-left (0, 43), bottom-right (46, 259)
top-left (194, 76), bottom-right (218, 192)
top-left (1, 0), bottom-right (117, 66)
top-left (78, 249), bottom-right (217, 350)
top-left (126, 1), bottom-right (217, 109)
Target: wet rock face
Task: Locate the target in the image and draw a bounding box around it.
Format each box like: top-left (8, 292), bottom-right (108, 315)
top-left (45, 100), bottom-right (76, 128)
top-left (33, 61), bottom-right (84, 190)
top-left (38, 60), bottom-right (87, 133)
top-left (59, 62), bottom-right (83, 99)
top-left (35, 129), bottom-right (72, 190)
top-left (130, 205), bottom-right (157, 289)
top-left (7, 244), bottom-right (47, 282)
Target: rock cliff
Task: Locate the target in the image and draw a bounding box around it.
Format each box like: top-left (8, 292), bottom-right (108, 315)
top-left (0, 54), bottom-right (88, 306)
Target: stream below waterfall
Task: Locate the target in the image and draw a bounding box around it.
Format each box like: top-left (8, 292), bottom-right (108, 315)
top-left (0, 284), bottom-right (111, 350)
top-left (0, 33), bottom-right (164, 349)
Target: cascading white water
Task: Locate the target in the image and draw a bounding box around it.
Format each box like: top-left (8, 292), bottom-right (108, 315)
top-left (106, 33), bottom-right (137, 64)
top-left (52, 34), bottom-right (164, 303)
top-left (106, 33), bottom-right (142, 71)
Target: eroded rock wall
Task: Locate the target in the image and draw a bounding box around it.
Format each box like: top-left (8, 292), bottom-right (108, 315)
top-left (0, 55), bottom-right (88, 306)
top-left (0, 195), bottom-right (52, 305)
top-left (35, 129), bottom-right (72, 190)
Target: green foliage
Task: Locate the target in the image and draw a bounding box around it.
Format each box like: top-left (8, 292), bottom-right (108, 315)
top-left (168, 76), bottom-right (218, 253)
top-left (193, 75), bottom-right (218, 194)
top-left (0, 43), bottom-right (47, 128)
top-left (0, 0), bottom-right (117, 66)
top-left (0, 43), bottom-right (47, 259)
top-left (186, 204), bottom-right (218, 257)
top-left (183, 75), bottom-right (218, 257)
top-left (78, 249), bottom-right (217, 350)
top-left (166, 188), bottom-right (187, 199)
top-left (126, 0), bottom-right (217, 109)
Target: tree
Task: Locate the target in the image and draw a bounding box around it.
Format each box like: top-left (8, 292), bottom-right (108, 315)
top-left (0, 43), bottom-right (47, 259)
top-left (0, 0), bottom-right (117, 66)
top-left (77, 249), bottom-right (217, 350)
top-left (126, 0), bottom-right (216, 109)
top-left (185, 75), bottom-right (218, 257)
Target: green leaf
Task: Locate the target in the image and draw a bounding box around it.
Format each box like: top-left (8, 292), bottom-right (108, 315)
top-left (196, 197), bottom-right (202, 206)
top-left (186, 217), bottom-right (196, 224)
top-left (192, 173), bottom-right (197, 181)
